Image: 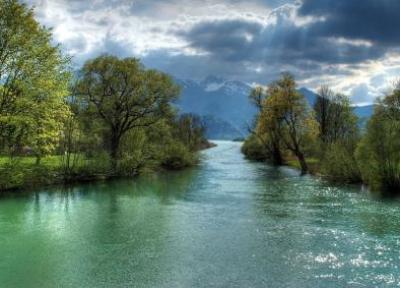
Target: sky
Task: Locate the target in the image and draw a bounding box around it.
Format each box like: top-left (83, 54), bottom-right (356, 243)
top-left (25, 0), bottom-right (400, 105)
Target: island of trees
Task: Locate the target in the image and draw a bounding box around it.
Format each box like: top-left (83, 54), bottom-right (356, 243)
top-left (243, 73), bottom-right (400, 194)
top-left (0, 0), bottom-right (210, 191)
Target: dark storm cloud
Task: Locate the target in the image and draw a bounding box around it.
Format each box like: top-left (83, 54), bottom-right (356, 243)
top-left (179, 12), bottom-right (385, 66)
top-left (178, 20), bottom-right (263, 62)
top-left (299, 0), bottom-right (400, 46)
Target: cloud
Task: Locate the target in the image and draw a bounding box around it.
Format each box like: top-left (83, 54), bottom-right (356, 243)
top-left (24, 0), bottom-right (400, 104)
top-left (179, 15), bottom-right (385, 65)
top-left (350, 83), bottom-right (377, 105)
top-left (299, 0), bottom-right (400, 46)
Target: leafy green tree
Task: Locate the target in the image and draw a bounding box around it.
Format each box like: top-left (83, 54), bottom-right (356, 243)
top-left (247, 85), bottom-right (283, 165)
top-left (0, 0), bottom-right (71, 161)
top-left (75, 55), bottom-right (180, 165)
top-left (314, 86), bottom-right (358, 145)
top-left (357, 83), bottom-right (400, 192)
top-left (314, 86), bottom-right (360, 182)
top-left (258, 73), bottom-right (318, 174)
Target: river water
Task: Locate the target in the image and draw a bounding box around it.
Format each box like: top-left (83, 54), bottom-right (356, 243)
top-left (0, 141), bottom-right (400, 287)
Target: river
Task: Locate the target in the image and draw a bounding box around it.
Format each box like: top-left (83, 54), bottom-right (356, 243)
top-left (0, 141), bottom-right (399, 287)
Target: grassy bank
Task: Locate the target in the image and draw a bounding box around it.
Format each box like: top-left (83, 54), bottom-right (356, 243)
top-left (0, 155), bottom-right (101, 192)
top-left (0, 142), bottom-right (216, 193)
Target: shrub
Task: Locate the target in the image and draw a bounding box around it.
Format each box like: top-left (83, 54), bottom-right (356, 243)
top-left (161, 142), bottom-right (197, 170)
top-left (76, 151), bottom-right (112, 178)
top-left (0, 160), bottom-right (24, 190)
top-left (241, 135), bottom-right (267, 161)
top-left (321, 142), bottom-right (361, 183)
top-left (356, 87), bottom-right (400, 193)
top-left (356, 121), bottom-right (400, 192)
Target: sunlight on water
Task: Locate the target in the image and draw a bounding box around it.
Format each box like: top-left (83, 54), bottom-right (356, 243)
top-left (0, 141), bottom-right (400, 287)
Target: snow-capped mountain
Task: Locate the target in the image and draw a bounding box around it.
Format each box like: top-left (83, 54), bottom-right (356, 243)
top-left (175, 76), bottom-right (256, 139)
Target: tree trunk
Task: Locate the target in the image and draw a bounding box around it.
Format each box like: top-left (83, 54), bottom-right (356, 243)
top-left (271, 143), bottom-right (283, 166)
top-left (110, 132), bottom-right (120, 169)
top-left (296, 151), bottom-right (308, 175)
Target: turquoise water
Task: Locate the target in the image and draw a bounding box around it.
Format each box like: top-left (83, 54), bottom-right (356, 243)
top-left (0, 141), bottom-right (400, 287)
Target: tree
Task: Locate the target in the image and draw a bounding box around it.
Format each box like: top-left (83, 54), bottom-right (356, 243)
top-left (314, 86), bottom-right (358, 145)
top-left (314, 86), bottom-right (360, 182)
top-left (76, 55), bottom-right (180, 165)
top-left (356, 82), bottom-right (400, 192)
top-left (248, 85), bottom-right (284, 165)
top-left (175, 113), bottom-right (207, 151)
top-left (258, 73), bottom-right (318, 174)
top-left (249, 86), bottom-right (265, 110)
top-left (0, 0), bottom-right (71, 160)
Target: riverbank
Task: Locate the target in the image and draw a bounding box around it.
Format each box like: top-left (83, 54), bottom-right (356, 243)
top-left (0, 141), bottom-right (216, 193)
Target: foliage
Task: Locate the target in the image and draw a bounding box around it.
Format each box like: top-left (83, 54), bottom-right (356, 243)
top-left (77, 151), bottom-right (112, 178)
top-left (0, 2), bottom-right (207, 192)
top-left (314, 86), bottom-right (358, 145)
top-left (241, 135), bottom-right (268, 161)
top-left (0, 0), bottom-right (71, 160)
top-left (321, 142), bottom-right (361, 183)
top-left (248, 85), bottom-right (283, 165)
top-left (313, 86), bottom-right (361, 183)
top-left (0, 159), bottom-right (24, 190)
top-left (174, 113), bottom-right (207, 151)
top-left (160, 142), bottom-right (197, 170)
top-left (245, 77), bottom-right (362, 184)
top-left (75, 55), bottom-right (180, 162)
top-left (116, 128), bottom-right (155, 176)
top-left (257, 73), bottom-right (318, 174)
top-left (0, 156), bottom-right (60, 190)
top-left (356, 84), bottom-right (400, 192)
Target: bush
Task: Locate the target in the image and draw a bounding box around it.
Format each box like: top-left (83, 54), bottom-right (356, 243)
top-left (0, 160), bottom-right (24, 190)
top-left (24, 164), bottom-right (59, 186)
top-left (0, 158), bottom-right (61, 191)
top-left (356, 90), bottom-right (400, 193)
top-left (356, 122), bottom-right (400, 192)
top-left (161, 142), bottom-right (197, 170)
top-left (241, 135), bottom-right (267, 161)
top-left (321, 142), bottom-right (361, 183)
top-left (116, 128), bottom-right (158, 176)
top-left (76, 151), bottom-right (112, 178)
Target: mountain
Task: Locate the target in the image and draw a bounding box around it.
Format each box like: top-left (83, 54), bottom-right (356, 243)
top-left (200, 115), bottom-right (244, 140)
top-left (299, 87), bottom-right (318, 106)
top-left (175, 76), bottom-right (256, 139)
top-left (354, 105), bottom-right (374, 118)
top-left (175, 76), bottom-right (374, 139)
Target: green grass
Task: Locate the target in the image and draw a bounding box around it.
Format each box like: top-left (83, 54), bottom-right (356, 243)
top-left (0, 155), bottom-right (62, 167)
top-left (0, 154), bottom-right (92, 192)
